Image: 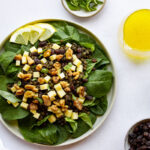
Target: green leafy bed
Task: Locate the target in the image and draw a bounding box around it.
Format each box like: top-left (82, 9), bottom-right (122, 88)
top-left (66, 0), bottom-right (103, 12)
top-left (0, 21), bottom-right (113, 145)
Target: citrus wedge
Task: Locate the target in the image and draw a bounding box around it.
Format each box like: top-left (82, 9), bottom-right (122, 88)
top-left (10, 27), bottom-right (31, 45)
top-left (27, 25), bottom-right (45, 44)
top-left (35, 23), bottom-right (56, 41)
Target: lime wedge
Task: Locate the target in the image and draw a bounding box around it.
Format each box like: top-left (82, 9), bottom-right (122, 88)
top-left (35, 23), bottom-right (56, 41)
top-left (10, 28), bottom-right (31, 45)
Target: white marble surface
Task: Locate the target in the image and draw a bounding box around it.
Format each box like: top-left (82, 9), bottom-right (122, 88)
top-left (0, 0), bottom-right (150, 149)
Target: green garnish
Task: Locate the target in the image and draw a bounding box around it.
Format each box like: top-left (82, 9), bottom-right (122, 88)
top-left (17, 80), bottom-right (22, 86)
top-left (64, 63), bottom-right (72, 71)
top-left (37, 97), bottom-right (43, 104)
top-left (39, 54), bottom-right (43, 58)
top-left (72, 94), bottom-right (76, 101)
top-left (32, 78), bottom-right (37, 81)
top-left (66, 0), bottom-right (103, 12)
top-left (41, 68), bottom-right (49, 74)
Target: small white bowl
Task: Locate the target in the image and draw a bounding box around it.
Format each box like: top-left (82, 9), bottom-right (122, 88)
top-left (61, 0), bottom-right (106, 18)
top-left (124, 119), bottom-right (150, 150)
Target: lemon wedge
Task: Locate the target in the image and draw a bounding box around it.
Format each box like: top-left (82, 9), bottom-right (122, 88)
top-left (35, 23), bottom-right (56, 41)
top-left (27, 25), bottom-right (45, 45)
top-left (10, 27), bottom-right (31, 45)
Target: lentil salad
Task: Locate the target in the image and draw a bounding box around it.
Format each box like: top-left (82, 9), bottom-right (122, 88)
top-left (0, 21), bottom-right (113, 145)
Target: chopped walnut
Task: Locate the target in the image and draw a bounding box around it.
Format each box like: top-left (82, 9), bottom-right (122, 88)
top-left (38, 77), bottom-right (45, 84)
top-left (49, 68), bottom-right (58, 76)
top-left (53, 101), bottom-right (60, 106)
top-left (43, 49), bottom-right (51, 57)
top-left (61, 105), bottom-right (68, 112)
top-left (25, 85), bottom-right (38, 92)
top-left (16, 88), bottom-right (24, 96)
top-left (14, 54), bottom-right (22, 60)
top-left (66, 48), bottom-right (73, 60)
top-left (73, 72), bottom-right (80, 80)
top-left (36, 64), bottom-right (43, 71)
top-left (77, 86), bottom-right (85, 97)
top-left (18, 72), bottom-right (32, 81)
top-left (64, 87), bottom-right (71, 92)
top-left (74, 100), bottom-right (83, 110)
top-left (67, 70), bottom-right (72, 76)
top-left (49, 105), bottom-right (61, 114)
top-left (32, 100), bottom-right (39, 104)
top-left (14, 84), bottom-right (20, 90)
top-left (53, 62), bottom-right (61, 70)
top-left (29, 103), bottom-right (38, 110)
top-left (59, 99), bottom-right (65, 107)
top-left (60, 81), bottom-right (69, 88)
top-left (52, 76), bottom-right (59, 84)
top-left (24, 90), bottom-right (35, 98)
top-left (56, 55), bottom-right (63, 61)
top-left (27, 56), bottom-right (34, 65)
top-left (42, 95), bottom-right (51, 106)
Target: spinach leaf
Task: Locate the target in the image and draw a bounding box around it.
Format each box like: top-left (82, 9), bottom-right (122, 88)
top-left (85, 70), bottom-right (113, 98)
top-left (83, 98), bottom-right (96, 107)
top-left (72, 112), bottom-right (96, 138)
top-left (0, 51), bottom-right (16, 72)
top-left (0, 98), bottom-right (29, 120)
top-left (6, 63), bottom-right (21, 77)
top-left (0, 90), bottom-right (20, 103)
top-left (0, 75), bottom-right (14, 91)
top-left (66, 0), bottom-right (80, 10)
top-left (84, 58), bottom-right (101, 78)
top-left (79, 113), bottom-right (92, 128)
top-left (90, 96), bottom-right (108, 116)
top-left (64, 63), bottom-right (73, 71)
top-left (65, 117), bottom-right (78, 132)
top-left (80, 42), bottom-right (95, 52)
top-left (31, 115), bottom-right (50, 128)
top-left (4, 41), bottom-right (21, 53)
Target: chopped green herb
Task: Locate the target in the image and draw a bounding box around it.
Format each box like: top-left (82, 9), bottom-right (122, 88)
top-left (37, 97), bottom-right (43, 104)
top-left (17, 80), bottom-right (22, 86)
top-left (39, 54), bottom-right (43, 58)
top-left (64, 63), bottom-right (72, 71)
top-left (72, 94), bottom-right (76, 101)
top-left (32, 78), bottom-right (37, 81)
top-left (41, 68), bottom-right (49, 74)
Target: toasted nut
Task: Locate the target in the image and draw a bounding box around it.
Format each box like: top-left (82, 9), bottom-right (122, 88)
top-left (36, 64), bottom-right (43, 71)
top-left (59, 99), bottom-right (65, 107)
top-left (73, 72), bottom-right (80, 80)
top-left (14, 54), bottom-right (22, 60)
top-left (18, 73), bottom-right (32, 81)
top-left (25, 85), bottom-right (38, 92)
top-left (67, 70), bottom-right (72, 76)
top-left (60, 81), bottom-right (69, 88)
top-left (77, 86), bottom-right (85, 97)
top-left (27, 56), bottom-right (34, 65)
top-left (16, 88), bottom-right (24, 96)
top-left (74, 100), bottom-right (83, 110)
top-left (53, 62), bottom-right (61, 70)
top-left (29, 103), bottom-right (38, 110)
top-left (14, 84), bottom-right (20, 90)
top-left (64, 87), bottom-right (71, 92)
top-left (53, 101), bottom-right (60, 106)
top-left (52, 76), bottom-right (59, 84)
top-left (49, 68), bottom-right (58, 76)
top-left (43, 49), bottom-right (51, 57)
top-left (38, 77), bottom-right (45, 84)
top-left (61, 105), bottom-right (68, 112)
top-left (56, 55), bottom-right (63, 61)
top-left (24, 91), bottom-right (35, 98)
top-left (66, 48), bottom-right (73, 60)
top-left (49, 105), bottom-right (61, 114)
top-left (42, 95), bottom-right (51, 106)
top-left (32, 100), bottom-right (39, 104)
top-left (56, 112), bottom-right (63, 118)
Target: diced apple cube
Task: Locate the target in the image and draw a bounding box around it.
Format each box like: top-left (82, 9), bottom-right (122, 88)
top-left (16, 60), bottom-right (20, 66)
top-left (23, 51), bottom-right (29, 57)
top-left (22, 56), bottom-right (27, 64)
top-left (66, 43), bottom-right (72, 48)
top-left (73, 59), bottom-right (82, 67)
top-left (71, 112), bottom-right (78, 120)
top-left (48, 115), bottom-right (56, 123)
top-left (58, 72), bottom-right (65, 79)
top-left (44, 75), bottom-right (51, 83)
top-left (57, 89), bottom-right (66, 98)
top-left (78, 97), bottom-right (85, 103)
top-left (20, 102), bottom-right (28, 110)
top-left (17, 72), bottom-right (23, 78)
top-left (23, 64), bottom-right (30, 71)
top-left (71, 65), bottom-right (76, 71)
top-left (41, 58), bottom-right (47, 64)
top-left (30, 46), bottom-right (37, 53)
top-left (12, 102), bottom-right (19, 108)
top-left (38, 48), bottom-right (43, 54)
top-left (33, 72), bottom-right (40, 78)
top-left (33, 112), bottom-right (40, 119)
top-left (54, 83), bottom-right (62, 91)
top-left (11, 86), bottom-right (17, 93)
top-left (65, 110), bottom-right (73, 118)
top-left (56, 113), bottom-right (63, 118)
top-left (22, 97), bottom-right (27, 102)
top-left (77, 65), bottom-right (83, 72)
top-left (52, 44), bottom-right (60, 49)
top-left (50, 55), bottom-right (56, 61)
top-left (48, 90), bottom-right (56, 98)
top-left (40, 84), bottom-right (49, 90)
